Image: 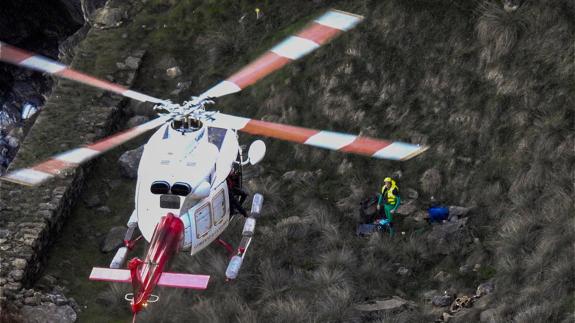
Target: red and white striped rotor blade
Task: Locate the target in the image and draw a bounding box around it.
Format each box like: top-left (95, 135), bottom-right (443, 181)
top-left (0, 41), bottom-right (168, 105)
top-left (208, 113), bottom-right (428, 161)
top-left (197, 9), bottom-right (363, 100)
top-left (1, 116), bottom-right (170, 186)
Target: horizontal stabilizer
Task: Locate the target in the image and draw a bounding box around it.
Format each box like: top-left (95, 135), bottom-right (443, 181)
top-left (89, 267), bottom-right (210, 289)
top-left (90, 267), bottom-right (131, 283)
top-left (157, 272), bottom-right (210, 289)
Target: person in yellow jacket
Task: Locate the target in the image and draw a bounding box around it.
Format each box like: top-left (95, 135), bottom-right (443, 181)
top-left (376, 177), bottom-right (400, 235)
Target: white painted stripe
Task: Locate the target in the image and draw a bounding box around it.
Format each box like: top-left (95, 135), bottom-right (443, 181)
top-left (56, 147), bottom-right (99, 164)
top-left (208, 113), bottom-right (250, 130)
top-left (372, 142), bottom-right (423, 160)
top-left (123, 90), bottom-right (167, 104)
top-left (199, 81), bottom-right (241, 99)
top-left (271, 36), bottom-right (320, 60)
top-left (5, 168), bottom-right (52, 186)
top-left (315, 10), bottom-right (363, 31)
top-left (19, 56), bottom-right (66, 74)
top-left (304, 131), bottom-right (356, 150)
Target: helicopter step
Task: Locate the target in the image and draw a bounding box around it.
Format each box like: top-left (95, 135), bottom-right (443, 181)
top-left (225, 193), bottom-right (264, 280)
top-left (110, 213), bottom-right (140, 269)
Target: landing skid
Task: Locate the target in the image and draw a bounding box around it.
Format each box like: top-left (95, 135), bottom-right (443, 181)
top-left (225, 193), bottom-right (263, 280)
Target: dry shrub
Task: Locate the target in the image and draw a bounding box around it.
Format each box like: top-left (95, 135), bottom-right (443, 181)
top-left (313, 286), bottom-right (359, 323)
top-left (319, 247), bottom-right (357, 271)
top-left (96, 283), bottom-right (131, 315)
top-left (476, 1), bottom-right (526, 64)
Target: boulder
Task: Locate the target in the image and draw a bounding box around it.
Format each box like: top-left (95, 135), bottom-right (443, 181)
top-left (92, 6), bottom-right (128, 29)
top-left (100, 226), bottom-right (127, 253)
top-left (420, 168), bottom-right (442, 195)
top-left (166, 66), bottom-right (182, 78)
top-left (426, 218), bottom-right (469, 255)
top-left (20, 304), bottom-right (77, 323)
top-left (448, 205), bottom-right (472, 218)
top-left (396, 200), bottom-right (417, 216)
top-left (354, 296), bottom-right (415, 312)
top-left (476, 281), bottom-right (495, 297)
top-left (405, 188), bottom-right (419, 199)
top-left (118, 145), bottom-right (144, 179)
top-left (432, 294), bottom-right (453, 307)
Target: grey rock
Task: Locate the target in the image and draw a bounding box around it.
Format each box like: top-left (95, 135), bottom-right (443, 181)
top-left (101, 226), bottom-right (127, 253)
top-left (124, 56), bottom-right (141, 70)
top-left (354, 296), bottom-right (415, 312)
top-left (397, 267), bottom-right (411, 276)
top-left (24, 296), bottom-right (40, 306)
top-left (0, 229), bottom-right (10, 238)
top-left (432, 294), bottom-right (453, 307)
top-left (118, 145), bottom-right (144, 179)
top-left (92, 6), bottom-right (128, 29)
top-left (166, 66), bottom-right (182, 78)
top-left (477, 281), bottom-right (495, 297)
top-left (6, 135), bottom-right (19, 148)
top-left (449, 205), bottom-right (472, 218)
top-left (405, 188), bottom-right (419, 199)
top-left (433, 271), bottom-right (451, 283)
top-left (126, 115), bottom-right (150, 128)
top-left (12, 258), bottom-right (27, 270)
top-left (21, 304), bottom-right (77, 323)
top-left (396, 201), bottom-right (417, 216)
top-left (420, 168), bottom-right (442, 195)
top-left (9, 269), bottom-right (24, 280)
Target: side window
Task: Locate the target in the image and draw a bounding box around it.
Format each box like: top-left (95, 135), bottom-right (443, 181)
top-left (195, 203), bottom-right (212, 238)
top-left (212, 189), bottom-right (226, 224)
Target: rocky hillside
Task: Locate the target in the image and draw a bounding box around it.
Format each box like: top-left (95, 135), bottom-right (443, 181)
top-left (1, 0), bottom-right (574, 322)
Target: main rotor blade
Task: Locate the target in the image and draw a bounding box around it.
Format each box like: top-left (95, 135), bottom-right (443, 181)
top-left (0, 41), bottom-right (168, 104)
top-left (197, 9), bottom-right (363, 100)
top-left (207, 113), bottom-right (428, 161)
top-left (1, 116), bottom-right (170, 186)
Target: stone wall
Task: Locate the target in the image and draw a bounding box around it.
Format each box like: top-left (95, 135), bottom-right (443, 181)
top-left (0, 26), bottom-right (146, 321)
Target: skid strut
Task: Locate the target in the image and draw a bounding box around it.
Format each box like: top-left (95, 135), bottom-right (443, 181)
top-left (110, 220), bottom-right (139, 269)
top-left (225, 194), bottom-right (263, 280)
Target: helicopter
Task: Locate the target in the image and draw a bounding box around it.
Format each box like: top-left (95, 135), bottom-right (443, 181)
top-left (0, 9), bottom-right (427, 317)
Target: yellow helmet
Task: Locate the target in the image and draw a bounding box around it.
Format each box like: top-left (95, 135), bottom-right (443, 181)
top-left (384, 177), bottom-right (392, 182)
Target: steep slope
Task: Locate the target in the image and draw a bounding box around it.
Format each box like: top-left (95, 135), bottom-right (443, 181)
top-left (7, 0), bottom-right (573, 322)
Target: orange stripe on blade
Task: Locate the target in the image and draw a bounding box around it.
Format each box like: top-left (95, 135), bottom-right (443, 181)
top-left (88, 128), bottom-right (146, 152)
top-left (242, 120), bottom-right (320, 144)
top-left (32, 159), bottom-right (75, 175)
top-left (228, 52), bottom-right (291, 89)
top-left (297, 22), bottom-right (341, 45)
top-left (56, 68), bottom-right (127, 94)
top-left (0, 44), bottom-right (34, 64)
top-left (339, 137), bottom-right (392, 156)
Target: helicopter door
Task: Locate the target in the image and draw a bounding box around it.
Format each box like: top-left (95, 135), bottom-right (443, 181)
top-left (186, 182), bottom-right (230, 255)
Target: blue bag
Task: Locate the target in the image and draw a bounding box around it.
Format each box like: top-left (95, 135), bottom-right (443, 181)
top-left (428, 206), bottom-right (449, 223)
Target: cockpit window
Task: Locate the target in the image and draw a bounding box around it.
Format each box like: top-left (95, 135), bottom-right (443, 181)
top-left (151, 181), bottom-right (170, 194)
top-left (171, 182), bottom-right (192, 196)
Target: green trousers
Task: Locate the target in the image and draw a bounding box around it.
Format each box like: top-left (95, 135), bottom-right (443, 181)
top-left (383, 204), bottom-right (395, 236)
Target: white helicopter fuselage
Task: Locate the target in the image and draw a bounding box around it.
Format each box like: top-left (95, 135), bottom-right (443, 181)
top-left (134, 121), bottom-right (241, 256)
